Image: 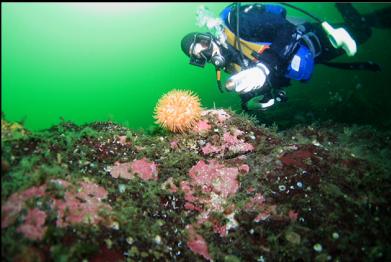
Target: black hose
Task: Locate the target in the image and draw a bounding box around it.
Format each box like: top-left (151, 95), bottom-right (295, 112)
top-left (279, 2), bottom-right (322, 23)
top-left (235, 2), bottom-right (247, 69)
top-left (322, 61), bottom-right (381, 72)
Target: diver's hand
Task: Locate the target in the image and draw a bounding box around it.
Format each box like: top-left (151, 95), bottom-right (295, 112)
top-left (225, 63), bottom-right (270, 94)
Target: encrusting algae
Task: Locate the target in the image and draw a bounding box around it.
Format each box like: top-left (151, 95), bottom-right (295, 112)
top-left (154, 89), bottom-right (202, 133)
top-left (1, 106), bottom-right (391, 261)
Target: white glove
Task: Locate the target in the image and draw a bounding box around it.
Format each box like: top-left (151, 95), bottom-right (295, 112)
top-left (225, 63), bottom-right (270, 94)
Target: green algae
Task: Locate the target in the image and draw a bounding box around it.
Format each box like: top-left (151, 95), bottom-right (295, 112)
top-left (1, 110), bottom-right (391, 261)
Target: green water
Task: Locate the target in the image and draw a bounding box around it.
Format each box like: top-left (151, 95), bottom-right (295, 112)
top-left (2, 3), bottom-right (391, 131)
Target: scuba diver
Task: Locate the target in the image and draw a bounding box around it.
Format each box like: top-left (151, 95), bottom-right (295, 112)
top-left (181, 3), bottom-right (391, 111)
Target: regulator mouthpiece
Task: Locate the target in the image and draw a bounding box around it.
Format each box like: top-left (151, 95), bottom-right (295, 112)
top-left (321, 21), bottom-right (357, 56)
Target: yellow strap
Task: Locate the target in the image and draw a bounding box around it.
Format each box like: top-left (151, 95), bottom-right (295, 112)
top-left (224, 26), bottom-right (270, 62)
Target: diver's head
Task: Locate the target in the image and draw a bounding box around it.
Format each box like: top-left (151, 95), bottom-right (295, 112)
top-left (181, 32), bottom-right (225, 68)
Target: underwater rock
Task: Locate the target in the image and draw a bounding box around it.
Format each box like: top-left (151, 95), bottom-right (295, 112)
top-left (1, 108), bottom-right (391, 261)
top-left (285, 231), bottom-right (301, 245)
top-left (288, 210), bottom-right (299, 222)
top-left (1, 159), bottom-right (10, 174)
top-left (1, 119), bottom-right (30, 141)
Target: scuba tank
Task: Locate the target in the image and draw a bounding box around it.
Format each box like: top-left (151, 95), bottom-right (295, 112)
top-left (220, 3), bottom-right (317, 81)
top-left (219, 3), bottom-right (380, 83)
top-left (196, 3), bottom-right (381, 110)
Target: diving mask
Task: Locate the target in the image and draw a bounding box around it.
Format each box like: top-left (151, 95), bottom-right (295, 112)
top-left (189, 33), bottom-right (215, 67)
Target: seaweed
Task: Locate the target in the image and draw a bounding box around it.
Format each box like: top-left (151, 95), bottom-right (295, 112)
top-left (1, 109), bottom-right (390, 261)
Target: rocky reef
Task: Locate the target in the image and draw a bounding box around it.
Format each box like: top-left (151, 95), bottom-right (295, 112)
top-left (1, 109), bottom-right (391, 261)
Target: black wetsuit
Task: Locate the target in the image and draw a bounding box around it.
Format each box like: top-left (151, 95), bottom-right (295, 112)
top-left (221, 4), bottom-right (297, 89)
top-left (218, 3), bottom-right (378, 110)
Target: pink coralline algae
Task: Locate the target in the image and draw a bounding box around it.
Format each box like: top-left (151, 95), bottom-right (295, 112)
top-left (109, 157), bottom-right (158, 181)
top-left (181, 160), bottom-right (249, 212)
top-left (245, 193), bottom-right (277, 222)
top-left (169, 140), bottom-right (179, 150)
top-left (201, 129), bottom-right (254, 156)
top-left (188, 160), bottom-right (242, 198)
top-left (180, 181), bottom-right (198, 203)
top-left (253, 206), bottom-right (277, 223)
top-left (53, 181), bottom-right (112, 228)
top-left (77, 181), bottom-right (108, 200)
top-left (1, 179), bottom-right (113, 240)
top-left (16, 208), bottom-right (47, 241)
top-left (223, 131), bottom-right (254, 154)
top-left (201, 109), bottom-right (231, 124)
top-left (184, 202), bottom-right (203, 212)
top-left (288, 210), bottom-right (299, 222)
top-left (181, 159), bottom-right (249, 249)
top-left (238, 164), bottom-right (250, 174)
top-left (1, 185), bottom-right (47, 229)
top-left (192, 119), bottom-right (212, 133)
top-left (186, 225), bottom-right (212, 261)
top-left (201, 143), bottom-right (221, 155)
top-left (245, 193), bottom-right (266, 210)
top-left (212, 220), bottom-right (227, 237)
top-left (131, 158), bottom-right (158, 180)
